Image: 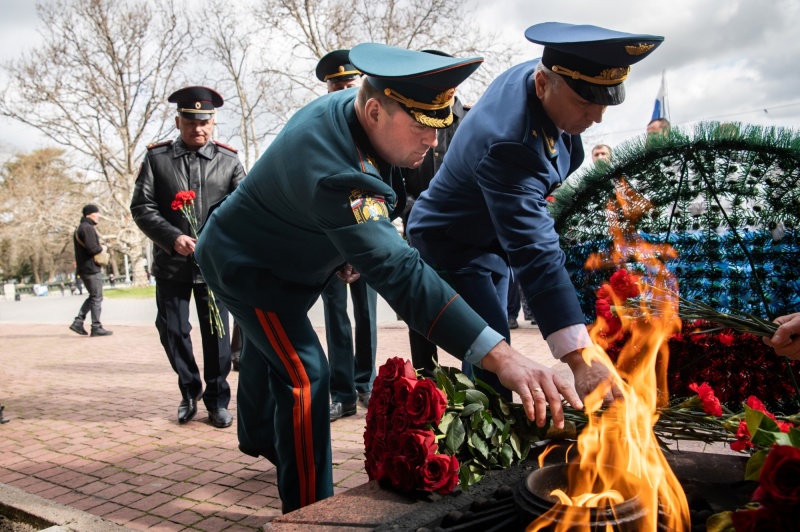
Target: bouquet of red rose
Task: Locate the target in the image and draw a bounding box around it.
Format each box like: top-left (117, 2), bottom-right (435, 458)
top-left (171, 190), bottom-right (226, 337)
top-left (364, 357), bottom-right (576, 495)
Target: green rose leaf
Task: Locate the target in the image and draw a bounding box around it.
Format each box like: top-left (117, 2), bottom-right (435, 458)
top-left (445, 416), bottom-right (466, 452)
top-left (460, 403), bottom-right (483, 418)
top-left (465, 388), bottom-right (490, 408)
top-left (744, 448), bottom-right (768, 481)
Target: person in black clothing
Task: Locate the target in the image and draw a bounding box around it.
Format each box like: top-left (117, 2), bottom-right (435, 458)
top-left (401, 50), bottom-right (470, 378)
top-left (70, 204), bottom-right (112, 337)
top-left (130, 86), bottom-right (245, 429)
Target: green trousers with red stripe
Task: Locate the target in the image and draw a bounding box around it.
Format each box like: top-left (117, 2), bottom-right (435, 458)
top-left (233, 306), bottom-right (334, 512)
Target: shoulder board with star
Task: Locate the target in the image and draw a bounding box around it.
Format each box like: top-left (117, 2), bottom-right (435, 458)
top-left (213, 140), bottom-right (239, 155)
top-left (146, 140), bottom-right (173, 154)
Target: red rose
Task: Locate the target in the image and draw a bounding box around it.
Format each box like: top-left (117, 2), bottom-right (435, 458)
top-left (688, 382), bottom-right (723, 417)
top-left (406, 378), bottom-right (447, 425)
top-left (731, 506), bottom-right (786, 532)
top-left (420, 453), bottom-right (460, 494)
top-left (378, 357), bottom-right (416, 386)
top-left (386, 456), bottom-right (417, 492)
top-left (393, 376), bottom-right (417, 406)
top-left (752, 445), bottom-right (800, 510)
top-left (399, 429), bottom-right (437, 466)
top-left (368, 386), bottom-right (393, 420)
top-left (389, 407), bottom-right (412, 433)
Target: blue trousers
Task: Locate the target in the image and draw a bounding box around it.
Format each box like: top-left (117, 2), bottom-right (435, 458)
top-left (231, 303), bottom-right (334, 512)
top-left (443, 268), bottom-right (512, 400)
top-left (322, 277), bottom-right (377, 403)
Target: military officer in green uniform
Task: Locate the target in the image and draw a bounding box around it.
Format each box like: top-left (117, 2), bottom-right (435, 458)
top-left (315, 50), bottom-right (380, 421)
top-left (195, 44), bottom-right (598, 513)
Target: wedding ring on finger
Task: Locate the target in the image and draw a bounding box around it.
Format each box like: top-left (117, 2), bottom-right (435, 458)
top-left (532, 387), bottom-right (543, 394)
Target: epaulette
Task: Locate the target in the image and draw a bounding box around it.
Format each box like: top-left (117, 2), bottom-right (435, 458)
top-left (146, 140), bottom-right (173, 152)
top-left (213, 140), bottom-right (239, 154)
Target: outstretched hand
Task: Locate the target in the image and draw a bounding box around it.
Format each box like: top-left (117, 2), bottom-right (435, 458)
top-left (562, 350), bottom-right (623, 405)
top-left (480, 342), bottom-right (583, 429)
top-left (764, 313), bottom-right (800, 359)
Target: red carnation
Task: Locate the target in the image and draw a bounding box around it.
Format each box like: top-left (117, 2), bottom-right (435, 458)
top-left (730, 420), bottom-right (753, 452)
top-left (717, 331), bottom-right (735, 346)
top-left (688, 382), bottom-right (723, 417)
top-left (609, 269), bottom-right (640, 299)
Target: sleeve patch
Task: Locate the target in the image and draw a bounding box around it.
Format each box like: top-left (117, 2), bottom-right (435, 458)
top-left (349, 190), bottom-right (388, 224)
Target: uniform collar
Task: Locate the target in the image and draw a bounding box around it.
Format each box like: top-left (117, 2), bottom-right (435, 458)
top-left (526, 71), bottom-right (565, 160)
top-left (346, 103), bottom-right (389, 176)
top-left (173, 138), bottom-right (215, 159)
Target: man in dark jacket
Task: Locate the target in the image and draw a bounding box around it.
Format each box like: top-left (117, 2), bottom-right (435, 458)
top-left (130, 86), bottom-right (246, 428)
top-left (70, 204), bottom-right (112, 337)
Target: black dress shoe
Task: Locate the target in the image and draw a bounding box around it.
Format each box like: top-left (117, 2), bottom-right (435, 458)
top-left (208, 407), bottom-right (233, 428)
top-left (90, 327), bottom-right (113, 337)
top-left (238, 443), bottom-right (277, 465)
top-left (508, 317), bottom-right (519, 330)
top-left (358, 392), bottom-right (371, 409)
top-left (231, 350), bottom-right (240, 371)
top-left (330, 401), bottom-right (357, 421)
top-left (177, 393), bottom-right (201, 424)
top-left (69, 321), bottom-right (88, 336)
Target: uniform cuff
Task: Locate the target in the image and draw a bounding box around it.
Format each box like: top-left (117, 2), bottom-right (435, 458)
top-left (546, 324), bottom-right (592, 359)
top-left (465, 327), bottom-right (505, 368)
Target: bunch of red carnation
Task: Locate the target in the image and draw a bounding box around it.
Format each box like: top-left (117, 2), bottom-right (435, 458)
top-left (363, 357), bottom-right (460, 495)
top-left (594, 269), bottom-right (641, 336)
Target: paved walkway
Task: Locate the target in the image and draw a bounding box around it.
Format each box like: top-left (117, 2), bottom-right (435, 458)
top-left (0, 294), bottom-right (555, 531)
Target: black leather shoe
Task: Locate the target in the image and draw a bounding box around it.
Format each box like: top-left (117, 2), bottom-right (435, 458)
top-left (358, 392), bottom-right (371, 409)
top-left (208, 408), bottom-right (233, 428)
top-left (231, 350), bottom-right (240, 371)
top-left (177, 393), bottom-right (201, 424)
top-left (330, 401), bottom-right (357, 421)
top-left (238, 443), bottom-right (277, 466)
top-left (90, 327), bottom-right (113, 337)
top-left (69, 321), bottom-right (88, 336)
top-left (508, 317), bottom-right (519, 330)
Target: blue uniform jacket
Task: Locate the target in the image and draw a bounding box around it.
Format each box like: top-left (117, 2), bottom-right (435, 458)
top-left (406, 59), bottom-right (586, 338)
top-left (195, 89), bottom-right (494, 360)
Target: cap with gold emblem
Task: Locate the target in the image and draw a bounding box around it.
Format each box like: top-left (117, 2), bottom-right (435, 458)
top-left (349, 43), bottom-right (482, 129)
top-left (167, 86), bottom-right (224, 120)
top-left (525, 22), bottom-right (664, 106)
top-left (315, 49), bottom-right (361, 83)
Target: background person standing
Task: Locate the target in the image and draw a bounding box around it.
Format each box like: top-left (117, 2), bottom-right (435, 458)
top-left (70, 204), bottom-right (112, 337)
top-left (130, 86), bottom-right (245, 429)
top-left (315, 50), bottom-right (380, 421)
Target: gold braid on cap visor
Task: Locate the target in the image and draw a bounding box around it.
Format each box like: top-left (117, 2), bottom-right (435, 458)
top-left (384, 87), bottom-right (454, 128)
top-left (324, 69), bottom-right (361, 81)
top-left (176, 108), bottom-right (216, 115)
top-left (551, 64), bottom-right (630, 85)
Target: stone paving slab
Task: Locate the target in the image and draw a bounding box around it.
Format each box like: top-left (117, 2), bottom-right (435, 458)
top-left (0, 319), bottom-right (555, 531)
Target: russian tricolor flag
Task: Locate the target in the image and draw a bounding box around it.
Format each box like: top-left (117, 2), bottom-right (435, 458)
top-left (651, 70), bottom-right (668, 121)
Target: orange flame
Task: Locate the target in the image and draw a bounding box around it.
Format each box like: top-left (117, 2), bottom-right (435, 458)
top-left (528, 179), bottom-right (689, 531)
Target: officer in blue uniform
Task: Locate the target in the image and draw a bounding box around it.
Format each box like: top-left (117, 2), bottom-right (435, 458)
top-left (407, 22), bottom-right (664, 401)
top-left (195, 43), bottom-right (588, 513)
top-left (315, 50), bottom-right (380, 421)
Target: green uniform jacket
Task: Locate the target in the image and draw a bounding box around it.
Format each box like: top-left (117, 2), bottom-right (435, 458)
top-left (196, 89), bottom-right (496, 360)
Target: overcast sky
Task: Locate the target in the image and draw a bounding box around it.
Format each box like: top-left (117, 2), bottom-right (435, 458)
top-left (2, 0), bottom-right (800, 164)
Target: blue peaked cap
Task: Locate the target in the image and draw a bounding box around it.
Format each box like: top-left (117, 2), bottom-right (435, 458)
top-left (349, 43), bottom-right (482, 128)
top-left (525, 22), bottom-right (664, 106)
top-left (168, 86), bottom-right (224, 120)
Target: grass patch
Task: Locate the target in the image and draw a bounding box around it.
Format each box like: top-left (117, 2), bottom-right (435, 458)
top-left (104, 285), bottom-right (156, 299)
